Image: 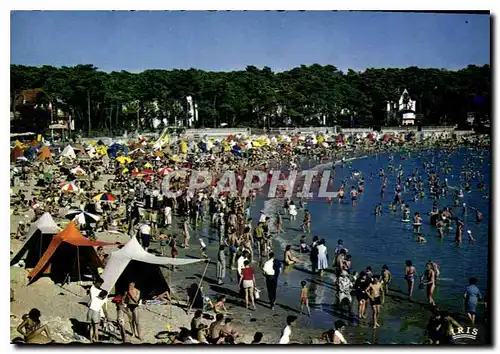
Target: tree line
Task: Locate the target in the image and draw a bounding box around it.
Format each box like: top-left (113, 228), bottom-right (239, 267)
top-left (10, 63), bottom-right (490, 135)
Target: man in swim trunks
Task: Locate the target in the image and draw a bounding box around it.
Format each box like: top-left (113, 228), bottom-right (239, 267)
top-left (350, 187), bottom-right (358, 206)
top-left (366, 275), bottom-right (384, 328)
top-left (413, 212), bottom-right (422, 233)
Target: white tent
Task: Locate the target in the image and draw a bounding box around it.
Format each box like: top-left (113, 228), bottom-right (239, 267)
top-left (10, 212), bottom-right (61, 267)
top-left (101, 237), bottom-right (203, 293)
top-left (60, 145), bottom-right (76, 159)
top-left (26, 212), bottom-right (61, 240)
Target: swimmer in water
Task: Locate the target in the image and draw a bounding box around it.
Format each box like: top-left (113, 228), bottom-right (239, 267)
top-left (467, 230), bottom-right (476, 243)
top-left (417, 234), bottom-right (427, 243)
top-left (455, 219), bottom-right (464, 244)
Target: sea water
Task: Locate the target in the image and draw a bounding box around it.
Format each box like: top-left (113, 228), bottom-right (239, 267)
top-left (255, 147), bottom-right (490, 344)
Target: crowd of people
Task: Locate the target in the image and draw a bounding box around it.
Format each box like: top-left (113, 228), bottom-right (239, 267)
top-left (10, 131), bottom-right (490, 344)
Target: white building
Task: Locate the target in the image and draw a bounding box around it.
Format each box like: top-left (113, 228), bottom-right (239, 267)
top-left (398, 89), bottom-right (417, 126)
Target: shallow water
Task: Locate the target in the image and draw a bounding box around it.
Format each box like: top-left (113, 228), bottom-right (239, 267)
top-left (255, 147), bottom-right (490, 344)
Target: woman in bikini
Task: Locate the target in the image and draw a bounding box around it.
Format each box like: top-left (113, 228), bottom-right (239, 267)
top-left (421, 262), bottom-right (436, 306)
top-left (17, 308), bottom-right (52, 344)
top-left (405, 260), bottom-right (417, 297)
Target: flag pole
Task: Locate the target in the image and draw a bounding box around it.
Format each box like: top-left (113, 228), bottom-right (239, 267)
top-left (50, 101), bottom-right (54, 141)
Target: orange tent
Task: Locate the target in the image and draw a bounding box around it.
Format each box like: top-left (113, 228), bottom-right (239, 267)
top-left (38, 146), bottom-right (52, 161)
top-left (10, 146), bottom-right (24, 163)
top-left (28, 222), bottom-right (117, 285)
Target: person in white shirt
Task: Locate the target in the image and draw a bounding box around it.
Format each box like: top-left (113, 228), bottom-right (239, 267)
top-left (259, 211), bottom-right (267, 223)
top-left (263, 252), bottom-right (279, 309)
top-left (164, 205), bottom-right (172, 227)
top-left (140, 222), bottom-right (152, 251)
top-left (279, 315), bottom-right (297, 344)
top-left (87, 278), bottom-right (108, 342)
top-left (236, 251), bottom-right (250, 297)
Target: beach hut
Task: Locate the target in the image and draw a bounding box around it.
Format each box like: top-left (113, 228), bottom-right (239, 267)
top-left (100, 237), bottom-right (203, 298)
top-left (37, 146), bottom-right (52, 161)
top-left (27, 222), bottom-right (116, 285)
top-left (10, 213), bottom-right (61, 269)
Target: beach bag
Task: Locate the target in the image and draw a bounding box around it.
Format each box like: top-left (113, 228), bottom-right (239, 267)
top-left (254, 288), bottom-right (260, 299)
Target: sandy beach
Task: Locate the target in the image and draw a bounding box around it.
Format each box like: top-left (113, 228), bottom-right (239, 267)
top-left (10, 132), bottom-right (490, 345)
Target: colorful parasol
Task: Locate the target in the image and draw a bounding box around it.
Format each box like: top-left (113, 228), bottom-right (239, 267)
top-left (94, 193), bottom-right (117, 202)
top-left (60, 183), bottom-right (79, 193)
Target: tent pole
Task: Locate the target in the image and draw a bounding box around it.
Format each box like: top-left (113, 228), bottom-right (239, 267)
top-left (39, 233), bottom-right (43, 260)
top-left (77, 246), bottom-right (81, 283)
top-left (187, 261), bottom-right (209, 314)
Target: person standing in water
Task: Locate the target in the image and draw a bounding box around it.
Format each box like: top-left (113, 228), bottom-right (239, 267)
top-left (338, 187), bottom-right (345, 203)
top-left (421, 262), bottom-right (436, 306)
top-left (366, 275), bottom-right (384, 328)
top-left (381, 265), bottom-right (391, 295)
top-left (301, 209), bottom-right (311, 233)
top-left (350, 186), bottom-right (358, 206)
top-left (310, 236), bottom-right (319, 274)
top-left (283, 245), bottom-right (300, 285)
top-left (464, 277), bottom-right (482, 325)
top-left (405, 260), bottom-right (417, 297)
top-left (354, 271), bottom-right (370, 320)
top-left (316, 239), bottom-right (328, 277)
top-left (413, 212), bottom-right (422, 233)
top-left (455, 219), bottom-right (464, 244)
top-left (299, 280), bottom-right (311, 316)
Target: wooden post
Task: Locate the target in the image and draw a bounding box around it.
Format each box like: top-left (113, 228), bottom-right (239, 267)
top-left (168, 267), bottom-right (172, 319)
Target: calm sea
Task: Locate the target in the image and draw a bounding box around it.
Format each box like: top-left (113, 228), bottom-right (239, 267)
top-left (255, 147), bottom-right (490, 344)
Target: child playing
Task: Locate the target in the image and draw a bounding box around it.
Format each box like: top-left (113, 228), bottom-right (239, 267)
top-left (417, 234), bottom-right (427, 243)
top-left (299, 235), bottom-right (310, 253)
top-left (299, 281), bottom-right (311, 316)
top-left (159, 234), bottom-right (169, 256)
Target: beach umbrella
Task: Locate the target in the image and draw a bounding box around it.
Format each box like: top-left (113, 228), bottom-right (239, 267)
top-left (144, 162), bottom-right (153, 169)
top-left (170, 155), bottom-right (183, 163)
top-left (158, 167), bottom-right (173, 176)
top-left (94, 193), bottom-right (117, 202)
top-left (65, 210), bottom-right (100, 225)
top-left (71, 167), bottom-right (86, 175)
top-left (141, 169), bottom-right (155, 175)
top-left (130, 148), bottom-right (146, 155)
top-left (60, 183), bottom-right (79, 193)
top-left (117, 156), bottom-right (133, 164)
top-left (131, 171), bottom-right (145, 178)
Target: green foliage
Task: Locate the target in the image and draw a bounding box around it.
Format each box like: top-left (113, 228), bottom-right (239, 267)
top-left (10, 63), bottom-right (490, 135)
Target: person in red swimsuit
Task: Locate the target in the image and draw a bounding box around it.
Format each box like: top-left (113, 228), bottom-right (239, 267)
top-left (238, 260), bottom-right (256, 310)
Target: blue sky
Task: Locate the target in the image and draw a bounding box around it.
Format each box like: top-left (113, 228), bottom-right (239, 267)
top-left (11, 11), bottom-right (490, 72)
